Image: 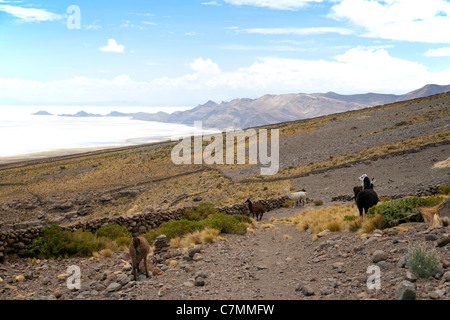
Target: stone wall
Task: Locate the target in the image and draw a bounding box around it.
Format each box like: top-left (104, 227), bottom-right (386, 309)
top-left (0, 196), bottom-right (289, 262)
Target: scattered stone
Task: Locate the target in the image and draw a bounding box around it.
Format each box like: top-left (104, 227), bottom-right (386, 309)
top-left (117, 273), bottom-right (129, 286)
top-left (188, 245), bottom-right (202, 258)
top-left (405, 270), bottom-right (417, 282)
top-left (105, 282), bottom-right (122, 293)
top-left (332, 262), bottom-right (345, 273)
top-left (302, 284), bottom-right (315, 296)
top-left (158, 286), bottom-right (167, 297)
top-left (195, 277), bottom-right (205, 286)
top-left (395, 281), bottom-right (416, 300)
top-left (436, 236), bottom-right (450, 248)
top-left (372, 250), bottom-right (388, 263)
top-left (320, 286), bottom-right (334, 296)
top-left (317, 229), bottom-right (331, 238)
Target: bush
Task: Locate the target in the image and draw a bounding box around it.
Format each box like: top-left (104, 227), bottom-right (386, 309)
top-left (367, 196), bottom-right (444, 228)
top-left (26, 225), bottom-right (66, 259)
top-left (437, 185), bottom-right (450, 195)
top-left (183, 202), bottom-right (217, 221)
top-left (156, 219), bottom-right (202, 240)
top-left (95, 224), bottom-right (131, 240)
top-left (27, 225), bottom-right (110, 259)
top-left (199, 213), bottom-right (247, 235)
top-left (406, 242), bottom-right (440, 278)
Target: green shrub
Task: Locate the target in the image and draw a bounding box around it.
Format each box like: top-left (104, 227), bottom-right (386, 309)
top-left (115, 236), bottom-right (131, 247)
top-left (183, 202), bottom-right (217, 221)
top-left (437, 185), bottom-right (450, 195)
top-left (367, 196), bottom-right (444, 228)
top-left (26, 225), bottom-right (109, 259)
top-left (199, 213), bottom-right (247, 235)
top-left (141, 229), bottom-right (158, 245)
top-left (26, 225), bottom-right (66, 259)
top-left (406, 242), bottom-right (440, 278)
top-left (156, 219), bottom-right (202, 240)
top-left (95, 224), bottom-right (131, 240)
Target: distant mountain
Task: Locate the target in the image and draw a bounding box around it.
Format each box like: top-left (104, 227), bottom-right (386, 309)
top-left (32, 111), bottom-right (54, 116)
top-left (58, 110), bottom-right (104, 117)
top-left (397, 84), bottom-right (450, 101)
top-left (130, 84), bottom-right (450, 129)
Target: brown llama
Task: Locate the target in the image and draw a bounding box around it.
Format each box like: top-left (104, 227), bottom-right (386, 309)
top-left (129, 236), bottom-right (150, 281)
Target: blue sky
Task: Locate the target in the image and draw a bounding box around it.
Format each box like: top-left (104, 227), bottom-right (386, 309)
top-left (0, 0), bottom-right (449, 106)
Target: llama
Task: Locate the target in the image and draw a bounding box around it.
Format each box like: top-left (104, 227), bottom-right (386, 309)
top-left (129, 236), bottom-right (151, 281)
top-left (355, 176), bottom-right (378, 217)
top-left (245, 199), bottom-right (265, 221)
top-left (353, 174), bottom-right (375, 202)
top-left (284, 187), bottom-right (307, 208)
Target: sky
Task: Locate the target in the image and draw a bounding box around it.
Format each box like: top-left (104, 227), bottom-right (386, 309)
top-left (0, 0), bottom-right (450, 106)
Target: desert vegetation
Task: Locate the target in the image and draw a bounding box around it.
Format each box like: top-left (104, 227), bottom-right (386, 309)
top-left (271, 195), bottom-right (447, 239)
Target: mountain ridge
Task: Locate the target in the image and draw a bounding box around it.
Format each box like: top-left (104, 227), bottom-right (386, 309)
top-left (130, 84), bottom-right (450, 129)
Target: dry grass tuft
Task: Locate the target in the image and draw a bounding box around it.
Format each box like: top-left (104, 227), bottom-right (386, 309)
top-left (169, 228), bottom-right (220, 248)
top-left (273, 203), bottom-right (359, 235)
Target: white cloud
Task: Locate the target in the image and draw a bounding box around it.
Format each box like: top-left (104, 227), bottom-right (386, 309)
top-left (424, 47), bottom-right (450, 57)
top-left (223, 0), bottom-right (322, 10)
top-left (329, 0), bottom-right (450, 43)
top-left (242, 27), bottom-right (355, 35)
top-left (0, 4), bottom-right (62, 22)
top-left (99, 39), bottom-right (125, 53)
top-left (189, 58), bottom-right (221, 74)
top-left (201, 1), bottom-right (222, 5)
top-left (1, 49), bottom-right (449, 105)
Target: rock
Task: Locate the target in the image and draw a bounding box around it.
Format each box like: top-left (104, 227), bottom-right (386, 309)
top-left (397, 256), bottom-right (406, 268)
top-left (405, 270), bottom-right (417, 282)
top-left (395, 281), bottom-right (416, 300)
top-left (320, 286), bottom-right (334, 296)
top-left (117, 273), bottom-right (129, 286)
top-left (158, 286), bottom-right (167, 297)
top-left (41, 277), bottom-right (51, 285)
top-left (332, 262), bottom-right (345, 273)
top-left (105, 282), bottom-right (122, 293)
top-left (194, 277), bottom-right (205, 287)
top-left (442, 271), bottom-right (450, 282)
top-left (296, 283), bottom-right (315, 296)
top-left (317, 229), bottom-right (331, 238)
top-left (436, 236), bottom-right (450, 247)
top-left (188, 245), bottom-right (202, 258)
top-left (302, 285), bottom-right (315, 296)
top-left (425, 234), bottom-right (438, 241)
top-left (372, 250), bottom-right (388, 263)
top-left (428, 290), bottom-right (444, 299)
top-left (52, 290), bottom-right (63, 299)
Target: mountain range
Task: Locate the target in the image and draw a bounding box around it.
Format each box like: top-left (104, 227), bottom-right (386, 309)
top-left (129, 84), bottom-right (450, 129)
top-left (33, 84), bottom-right (450, 130)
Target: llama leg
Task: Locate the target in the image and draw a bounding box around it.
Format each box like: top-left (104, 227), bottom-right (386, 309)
top-left (133, 264), bottom-right (138, 281)
top-left (143, 256), bottom-right (149, 278)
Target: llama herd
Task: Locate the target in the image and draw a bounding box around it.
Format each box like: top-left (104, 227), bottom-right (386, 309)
top-left (130, 173), bottom-right (379, 280)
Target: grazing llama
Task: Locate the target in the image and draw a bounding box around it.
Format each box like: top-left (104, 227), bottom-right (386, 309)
top-left (284, 187), bottom-right (307, 208)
